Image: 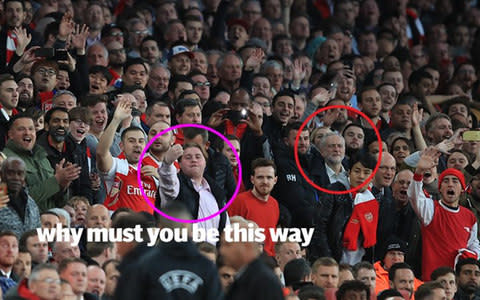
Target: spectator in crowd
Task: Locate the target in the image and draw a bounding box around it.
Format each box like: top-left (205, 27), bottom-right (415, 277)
top-left (388, 263), bottom-right (416, 299)
top-left (12, 249), bottom-right (31, 280)
top-left (52, 238), bottom-right (81, 265)
top-left (3, 114), bottom-right (81, 211)
top-left (228, 158), bottom-right (279, 256)
top-left (217, 256), bottom-right (236, 292)
top-left (353, 262), bottom-right (376, 292)
top-left (19, 230), bottom-right (49, 269)
top-left (275, 241), bottom-right (302, 272)
top-left (86, 264), bottom-right (106, 297)
top-left (408, 147), bottom-right (480, 281)
top-left (431, 267), bottom-right (457, 300)
top-left (336, 280), bottom-right (370, 300)
top-left (284, 258), bottom-right (313, 291)
top-left (0, 157), bottom-right (40, 237)
top-left (59, 258), bottom-right (96, 300)
top-left (311, 257), bottom-right (339, 289)
top-left (221, 217), bottom-right (284, 300)
top-left (40, 212), bottom-right (60, 229)
top-left (0, 74), bottom-right (19, 151)
top-left (414, 282), bottom-right (447, 300)
top-left (5, 264), bottom-right (60, 300)
top-left (454, 258), bottom-right (480, 300)
top-left (102, 259), bottom-right (119, 300)
top-left (0, 231), bottom-right (19, 281)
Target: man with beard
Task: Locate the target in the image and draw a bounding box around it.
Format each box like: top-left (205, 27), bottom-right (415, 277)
top-left (454, 259), bottom-right (480, 300)
top-left (143, 120), bottom-right (182, 206)
top-left (408, 148), bottom-right (480, 281)
top-left (3, 114), bottom-right (81, 210)
top-left (311, 132), bottom-right (349, 188)
top-left (271, 122), bottom-right (320, 257)
top-left (343, 124), bottom-right (365, 160)
top-left (16, 75), bottom-right (34, 111)
top-left (106, 41), bottom-right (127, 84)
top-left (228, 158), bottom-right (279, 256)
top-left (97, 99), bottom-right (177, 213)
top-left (0, 157), bottom-right (41, 238)
top-left (0, 231), bottom-right (20, 281)
top-left (0, 74), bottom-right (19, 151)
top-left (85, 2), bottom-right (105, 47)
top-left (36, 107), bottom-right (93, 201)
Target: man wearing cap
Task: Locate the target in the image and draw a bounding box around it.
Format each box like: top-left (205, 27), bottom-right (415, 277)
top-left (374, 237), bottom-right (423, 295)
top-left (227, 19), bottom-right (249, 51)
top-left (408, 147), bottom-right (480, 281)
top-left (167, 43), bottom-right (193, 76)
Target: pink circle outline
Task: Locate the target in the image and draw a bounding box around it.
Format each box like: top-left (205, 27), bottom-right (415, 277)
top-left (136, 123), bottom-right (242, 223)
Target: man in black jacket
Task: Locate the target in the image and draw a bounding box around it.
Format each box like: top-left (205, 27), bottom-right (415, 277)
top-left (115, 203), bottom-right (223, 300)
top-left (314, 151), bottom-right (378, 264)
top-left (173, 143), bottom-right (228, 233)
top-left (220, 216), bottom-right (284, 300)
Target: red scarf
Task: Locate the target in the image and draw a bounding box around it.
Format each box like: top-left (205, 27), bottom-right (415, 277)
top-left (225, 120), bottom-right (247, 140)
top-left (313, 0), bottom-right (331, 19)
top-left (343, 188), bottom-right (379, 251)
top-left (6, 30), bottom-right (17, 66)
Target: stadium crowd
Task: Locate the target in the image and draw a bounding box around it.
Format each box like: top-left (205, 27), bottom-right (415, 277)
top-left (2, 0), bottom-right (480, 299)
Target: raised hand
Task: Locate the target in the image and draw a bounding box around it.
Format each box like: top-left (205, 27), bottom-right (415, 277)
top-left (292, 58), bottom-right (306, 83)
top-left (13, 27), bottom-right (32, 56)
top-left (242, 108), bottom-right (263, 136)
top-left (435, 139), bottom-right (454, 155)
top-left (416, 147), bottom-right (441, 175)
top-left (449, 128), bottom-right (468, 149)
top-left (113, 99), bottom-right (132, 122)
top-left (311, 89), bottom-right (330, 107)
top-left (71, 23), bottom-right (89, 51)
top-left (57, 50), bottom-right (76, 72)
top-left (207, 108), bottom-right (228, 128)
top-left (58, 11), bottom-right (75, 40)
top-left (321, 109), bottom-right (340, 127)
top-left (164, 144), bottom-right (184, 165)
top-left (244, 48), bottom-right (265, 71)
top-left (411, 103), bottom-right (424, 127)
top-left (55, 159), bottom-right (82, 188)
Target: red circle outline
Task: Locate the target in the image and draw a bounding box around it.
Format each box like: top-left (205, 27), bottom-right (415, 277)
top-left (294, 105), bottom-right (383, 195)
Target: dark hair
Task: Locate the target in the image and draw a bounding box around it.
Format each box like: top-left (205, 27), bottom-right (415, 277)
top-left (19, 229), bottom-right (39, 251)
top-left (178, 90), bottom-right (200, 100)
top-left (272, 89), bottom-right (296, 106)
top-left (431, 266), bottom-right (455, 281)
top-left (0, 74), bottom-right (15, 87)
top-left (377, 289), bottom-right (403, 300)
top-left (336, 280), bottom-right (370, 300)
top-left (111, 211), bottom-right (152, 242)
top-left (388, 262), bottom-right (413, 281)
top-left (168, 75), bottom-right (194, 92)
top-left (415, 282), bottom-right (445, 300)
top-left (8, 113), bottom-right (34, 131)
top-left (120, 126), bottom-right (145, 141)
top-left (4, 0), bottom-right (25, 12)
top-left (352, 261), bottom-right (374, 278)
top-left (58, 257), bottom-right (87, 274)
top-left (44, 107), bottom-right (69, 124)
top-left (69, 107), bottom-right (93, 126)
top-left (183, 127), bottom-right (208, 143)
top-left (284, 258), bottom-right (312, 287)
top-left (298, 285), bottom-right (325, 300)
top-left (251, 158), bottom-right (277, 176)
top-left (124, 58), bottom-right (148, 73)
top-left (282, 121), bottom-right (308, 138)
top-left (146, 101), bottom-right (170, 116)
top-left (408, 70), bottom-right (433, 88)
top-left (357, 86), bottom-right (379, 104)
top-left (455, 258), bottom-right (480, 276)
top-left (89, 65), bottom-right (113, 83)
top-left (44, 21), bottom-right (59, 42)
top-left (175, 98), bottom-right (201, 116)
top-left (86, 241), bottom-right (114, 258)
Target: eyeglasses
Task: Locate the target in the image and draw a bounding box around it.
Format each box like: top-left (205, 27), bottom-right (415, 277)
top-left (194, 81), bottom-right (211, 87)
top-left (108, 48), bottom-right (126, 55)
top-left (132, 30), bottom-right (149, 35)
top-left (109, 31), bottom-right (124, 37)
top-left (37, 277), bottom-right (61, 284)
top-left (36, 68), bottom-right (56, 76)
